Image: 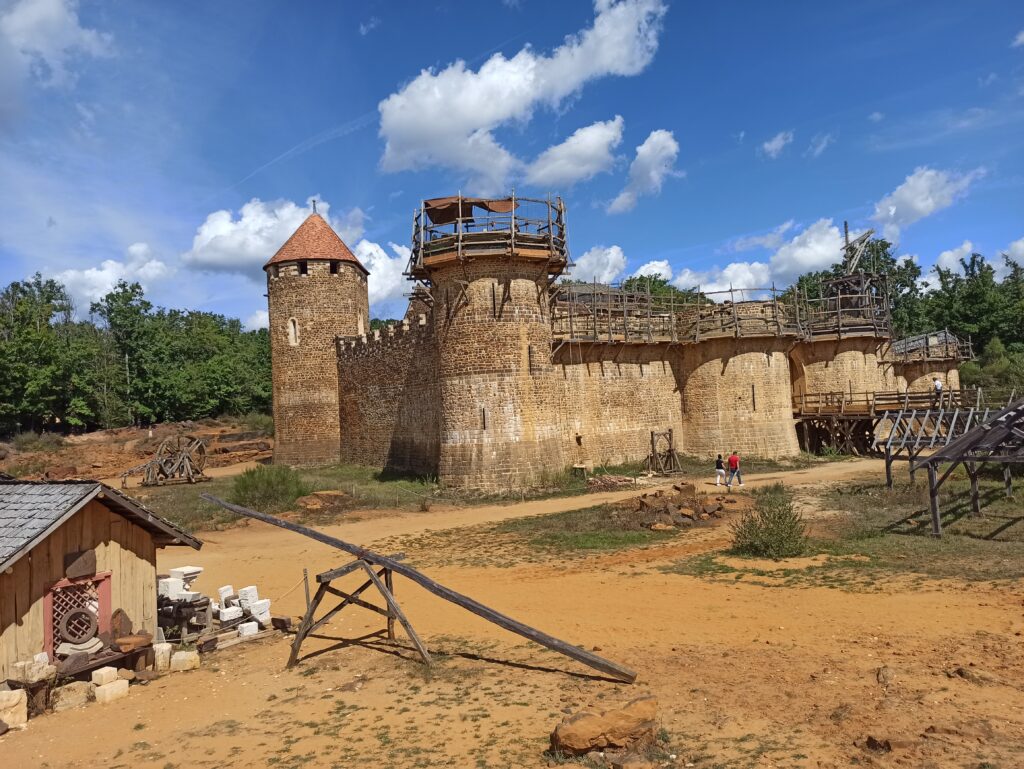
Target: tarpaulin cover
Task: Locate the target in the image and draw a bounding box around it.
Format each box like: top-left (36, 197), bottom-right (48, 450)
top-left (423, 196), bottom-right (517, 225)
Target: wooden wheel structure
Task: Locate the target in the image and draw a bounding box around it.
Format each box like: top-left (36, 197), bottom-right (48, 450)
top-left (122, 434), bottom-right (210, 487)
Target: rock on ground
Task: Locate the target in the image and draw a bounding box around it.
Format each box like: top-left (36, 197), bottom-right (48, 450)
top-left (0, 689), bottom-right (28, 728)
top-left (51, 681), bottom-right (94, 712)
top-left (550, 695), bottom-right (658, 755)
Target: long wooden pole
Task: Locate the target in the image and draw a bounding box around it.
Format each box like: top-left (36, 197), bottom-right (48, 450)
top-left (201, 495), bottom-right (637, 682)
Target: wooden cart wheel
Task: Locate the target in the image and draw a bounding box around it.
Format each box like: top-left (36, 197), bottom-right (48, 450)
top-left (58, 607), bottom-right (98, 644)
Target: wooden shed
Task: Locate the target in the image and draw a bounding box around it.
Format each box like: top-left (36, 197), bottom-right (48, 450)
top-left (0, 481), bottom-right (201, 680)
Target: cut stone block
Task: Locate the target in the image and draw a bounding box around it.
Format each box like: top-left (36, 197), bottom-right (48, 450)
top-left (217, 585), bottom-right (234, 603)
top-left (11, 659), bottom-right (56, 684)
top-left (33, 652), bottom-right (50, 664)
top-left (237, 585), bottom-right (259, 608)
top-left (254, 611), bottom-right (272, 628)
top-left (117, 668), bottom-right (136, 681)
top-left (237, 621), bottom-right (259, 637)
top-left (219, 606), bottom-right (243, 622)
top-left (247, 598), bottom-right (271, 615)
top-left (91, 666), bottom-right (119, 686)
top-left (169, 565), bottom-right (203, 583)
top-left (153, 642), bottom-right (173, 673)
top-left (94, 679), bottom-right (130, 704)
top-left (51, 681), bottom-right (94, 712)
top-left (0, 689), bottom-right (28, 728)
top-left (169, 650), bottom-right (200, 672)
top-left (158, 577), bottom-right (184, 598)
top-left (176, 591), bottom-right (200, 602)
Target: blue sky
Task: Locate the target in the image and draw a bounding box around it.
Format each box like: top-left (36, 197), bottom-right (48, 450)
top-left (1, 0), bottom-right (1023, 327)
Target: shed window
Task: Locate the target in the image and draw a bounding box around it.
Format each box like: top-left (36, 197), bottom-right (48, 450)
top-left (298, 261), bottom-right (308, 276)
top-left (288, 318), bottom-right (299, 346)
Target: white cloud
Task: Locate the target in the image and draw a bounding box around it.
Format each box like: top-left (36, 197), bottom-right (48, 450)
top-left (868, 111), bottom-right (884, 123)
top-left (632, 259), bottom-right (672, 279)
top-left (760, 130), bottom-right (793, 159)
top-left (671, 218), bottom-right (843, 297)
top-left (568, 244), bottom-right (627, 283)
top-left (978, 72), bottom-right (998, 88)
top-left (729, 220), bottom-right (795, 252)
top-left (244, 310), bottom-right (269, 331)
top-left (1007, 236), bottom-right (1024, 262)
top-left (871, 166), bottom-right (985, 242)
top-left (935, 240), bottom-right (973, 273)
top-left (607, 129), bottom-right (681, 213)
top-left (806, 132), bottom-right (835, 158)
top-left (1012, 30), bottom-right (1024, 47)
top-left (359, 17), bottom-right (379, 35)
top-left (524, 115), bottom-right (624, 187)
top-left (0, 0), bottom-right (112, 88)
top-left (352, 239), bottom-right (410, 308)
top-left (181, 197), bottom-right (366, 277)
top-left (377, 0), bottom-right (667, 193)
top-left (54, 242), bottom-right (172, 312)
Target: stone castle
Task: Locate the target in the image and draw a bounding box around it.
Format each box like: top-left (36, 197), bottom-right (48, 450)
top-left (265, 195), bottom-right (965, 491)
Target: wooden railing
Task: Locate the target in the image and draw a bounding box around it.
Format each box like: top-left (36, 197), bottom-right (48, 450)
top-left (793, 388), bottom-right (982, 417)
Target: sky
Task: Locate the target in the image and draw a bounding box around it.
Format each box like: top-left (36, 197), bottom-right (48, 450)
top-left (1, 0), bottom-right (1023, 329)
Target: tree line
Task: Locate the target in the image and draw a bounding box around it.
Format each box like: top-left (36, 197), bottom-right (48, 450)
top-left (0, 275), bottom-right (270, 436)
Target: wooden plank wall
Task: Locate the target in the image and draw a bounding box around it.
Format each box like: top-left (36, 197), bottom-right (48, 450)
top-left (0, 500), bottom-right (158, 680)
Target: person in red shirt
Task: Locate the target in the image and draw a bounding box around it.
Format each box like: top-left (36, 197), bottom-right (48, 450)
top-left (726, 451), bottom-right (743, 487)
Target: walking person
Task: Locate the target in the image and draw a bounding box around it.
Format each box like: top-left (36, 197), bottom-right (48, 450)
top-left (932, 376), bottom-right (944, 406)
top-left (714, 454), bottom-right (726, 486)
top-left (726, 450), bottom-right (743, 488)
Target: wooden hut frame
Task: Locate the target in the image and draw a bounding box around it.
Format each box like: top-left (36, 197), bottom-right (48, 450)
top-left (910, 399), bottom-right (1024, 537)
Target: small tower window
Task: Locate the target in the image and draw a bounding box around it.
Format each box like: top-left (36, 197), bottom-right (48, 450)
top-left (288, 318), bottom-right (299, 346)
top-left (329, 261), bottom-right (339, 275)
top-left (272, 265), bottom-right (279, 278)
top-left (298, 261), bottom-right (308, 276)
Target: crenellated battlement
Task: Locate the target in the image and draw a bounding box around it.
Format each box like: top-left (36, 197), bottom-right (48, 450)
top-left (336, 314), bottom-right (433, 360)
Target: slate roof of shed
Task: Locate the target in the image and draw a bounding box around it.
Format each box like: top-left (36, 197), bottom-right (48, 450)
top-left (0, 481), bottom-right (201, 571)
top-left (263, 213), bottom-right (367, 272)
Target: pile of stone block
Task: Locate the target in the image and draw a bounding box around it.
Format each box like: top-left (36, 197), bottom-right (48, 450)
top-left (212, 583), bottom-right (273, 636)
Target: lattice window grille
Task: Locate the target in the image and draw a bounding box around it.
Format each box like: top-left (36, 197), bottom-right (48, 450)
top-left (51, 580), bottom-right (101, 642)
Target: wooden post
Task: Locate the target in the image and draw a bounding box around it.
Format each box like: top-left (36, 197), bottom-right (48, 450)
top-left (884, 445), bottom-right (893, 489)
top-left (927, 463), bottom-right (942, 538)
top-left (303, 568), bottom-right (311, 610)
top-left (1005, 466), bottom-right (1014, 498)
top-left (288, 582), bottom-right (328, 668)
top-left (384, 568), bottom-right (396, 642)
top-left (360, 563), bottom-right (431, 666)
top-left (967, 462), bottom-right (980, 516)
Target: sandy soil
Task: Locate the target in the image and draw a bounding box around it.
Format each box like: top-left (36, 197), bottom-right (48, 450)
top-left (6, 457), bottom-right (1023, 769)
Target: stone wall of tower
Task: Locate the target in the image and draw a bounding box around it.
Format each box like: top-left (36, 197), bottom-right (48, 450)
top-left (337, 319), bottom-right (440, 475)
top-left (678, 337), bottom-right (800, 457)
top-left (894, 361), bottom-right (961, 392)
top-left (789, 337), bottom-right (892, 399)
top-left (432, 259), bottom-right (565, 491)
top-left (552, 344), bottom-right (684, 469)
top-left (268, 260), bottom-right (369, 465)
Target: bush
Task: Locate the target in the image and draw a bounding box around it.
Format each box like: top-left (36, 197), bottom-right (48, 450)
top-left (241, 412), bottom-right (274, 436)
top-left (11, 431), bottom-right (66, 452)
top-left (230, 465), bottom-right (312, 513)
top-left (729, 483), bottom-right (807, 559)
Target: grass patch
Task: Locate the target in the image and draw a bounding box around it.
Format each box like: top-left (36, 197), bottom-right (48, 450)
top-left (11, 430), bottom-right (66, 452)
top-left (673, 451), bottom-right (845, 477)
top-left (230, 465), bottom-right (313, 513)
top-left (666, 472), bottom-right (1024, 588)
top-left (495, 504), bottom-right (676, 551)
top-left (133, 476), bottom-right (240, 531)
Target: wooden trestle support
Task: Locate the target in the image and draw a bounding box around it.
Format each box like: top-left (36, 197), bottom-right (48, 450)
top-left (201, 495), bottom-right (637, 683)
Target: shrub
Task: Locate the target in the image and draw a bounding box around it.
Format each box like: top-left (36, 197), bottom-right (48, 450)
top-left (230, 465), bottom-right (312, 513)
top-left (729, 483), bottom-right (807, 559)
top-left (241, 412), bottom-right (274, 436)
top-left (12, 431), bottom-right (66, 453)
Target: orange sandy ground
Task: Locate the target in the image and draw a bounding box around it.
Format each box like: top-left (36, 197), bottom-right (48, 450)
top-left (4, 459), bottom-right (1023, 769)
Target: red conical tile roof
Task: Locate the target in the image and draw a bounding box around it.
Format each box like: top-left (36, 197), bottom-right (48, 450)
top-left (263, 213), bottom-right (367, 273)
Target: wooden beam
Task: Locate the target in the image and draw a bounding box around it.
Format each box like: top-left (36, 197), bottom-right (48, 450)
top-left (360, 562), bottom-right (431, 666)
top-left (201, 495), bottom-right (637, 683)
top-left (318, 554), bottom-right (405, 583)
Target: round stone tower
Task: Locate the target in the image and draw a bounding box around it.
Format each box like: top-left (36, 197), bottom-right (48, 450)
top-left (265, 212), bottom-right (369, 466)
top-left (676, 300), bottom-right (801, 457)
top-left (409, 195), bottom-right (569, 490)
